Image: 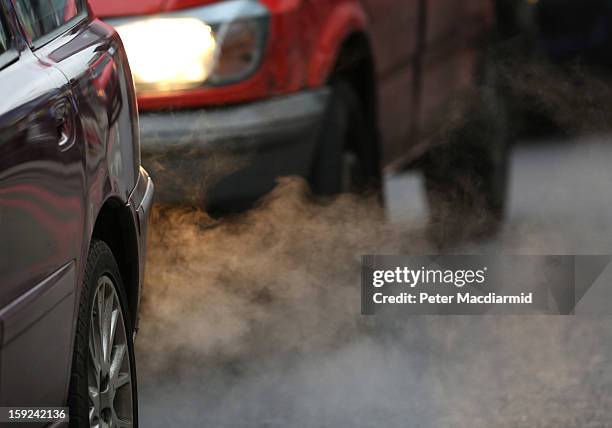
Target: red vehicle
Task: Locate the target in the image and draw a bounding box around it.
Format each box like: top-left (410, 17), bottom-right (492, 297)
top-left (90, 0), bottom-right (509, 230)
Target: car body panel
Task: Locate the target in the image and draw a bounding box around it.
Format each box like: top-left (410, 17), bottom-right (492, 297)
top-left (0, 47), bottom-right (81, 310)
top-left (34, 18), bottom-right (140, 203)
top-left (361, 0), bottom-right (420, 164)
top-left (0, 262), bottom-right (76, 410)
top-left (92, 0), bottom-right (224, 17)
top-left (0, 8), bottom-right (83, 405)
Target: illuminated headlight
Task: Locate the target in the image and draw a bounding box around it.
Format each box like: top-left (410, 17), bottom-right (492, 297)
top-left (116, 18), bottom-right (216, 91)
top-left (111, 0), bottom-right (269, 93)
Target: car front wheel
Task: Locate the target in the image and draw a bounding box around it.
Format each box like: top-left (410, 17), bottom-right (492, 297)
top-left (68, 240), bottom-right (138, 428)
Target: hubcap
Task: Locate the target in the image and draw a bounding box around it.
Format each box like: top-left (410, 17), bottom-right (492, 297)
top-left (88, 276), bottom-right (133, 428)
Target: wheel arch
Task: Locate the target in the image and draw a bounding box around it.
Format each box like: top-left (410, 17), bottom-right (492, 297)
top-left (91, 198), bottom-right (140, 329)
top-left (306, 1), bottom-right (369, 87)
top-left (328, 31), bottom-right (378, 132)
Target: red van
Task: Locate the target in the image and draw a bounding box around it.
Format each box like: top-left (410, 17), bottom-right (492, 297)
top-left (90, 0), bottom-right (509, 232)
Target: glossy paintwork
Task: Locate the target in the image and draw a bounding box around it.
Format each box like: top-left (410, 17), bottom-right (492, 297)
top-left (91, 0), bottom-right (221, 17)
top-left (0, 39), bottom-right (80, 306)
top-left (0, 0), bottom-right (144, 408)
top-left (90, 0), bottom-right (492, 166)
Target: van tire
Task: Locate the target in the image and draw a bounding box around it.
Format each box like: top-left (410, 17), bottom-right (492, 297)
top-left (310, 81), bottom-right (381, 196)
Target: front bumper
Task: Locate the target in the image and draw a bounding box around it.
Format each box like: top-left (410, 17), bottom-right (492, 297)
top-left (128, 167), bottom-right (154, 331)
top-left (139, 88), bottom-right (330, 207)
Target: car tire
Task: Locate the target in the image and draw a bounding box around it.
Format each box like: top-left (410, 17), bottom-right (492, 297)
top-left (68, 240), bottom-right (138, 428)
top-left (310, 81), bottom-right (381, 196)
top-left (423, 58), bottom-right (511, 244)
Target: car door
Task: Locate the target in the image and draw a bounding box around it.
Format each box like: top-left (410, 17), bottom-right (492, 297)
top-left (0, 0), bottom-right (84, 409)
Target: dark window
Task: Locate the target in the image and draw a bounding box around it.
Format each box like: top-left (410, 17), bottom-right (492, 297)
top-left (0, 12), bottom-right (9, 54)
top-left (14, 0), bottom-right (84, 42)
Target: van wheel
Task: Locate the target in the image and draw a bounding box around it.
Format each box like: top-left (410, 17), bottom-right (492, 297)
top-left (310, 81), bottom-right (381, 196)
top-left (423, 64), bottom-right (511, 244)
top-left (68, 240), bottom-right (138, 428)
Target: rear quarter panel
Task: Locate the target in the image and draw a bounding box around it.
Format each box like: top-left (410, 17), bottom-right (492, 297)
top-left (34, 17), bottom-right (140, 238)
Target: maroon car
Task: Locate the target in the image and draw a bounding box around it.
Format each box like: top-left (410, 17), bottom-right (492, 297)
top-left (0, 0), bottom-right (152, 426)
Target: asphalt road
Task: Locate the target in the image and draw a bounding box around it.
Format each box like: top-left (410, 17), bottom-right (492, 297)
top-left (136, 136), bottom-right (612, 427)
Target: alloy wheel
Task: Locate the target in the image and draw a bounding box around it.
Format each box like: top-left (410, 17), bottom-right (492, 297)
top-left (88, 276), bottom-right (133, 428)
